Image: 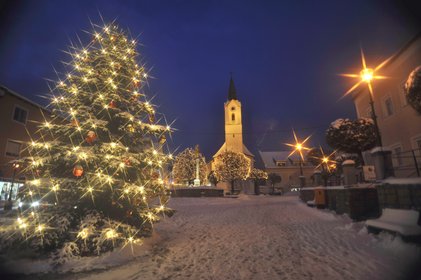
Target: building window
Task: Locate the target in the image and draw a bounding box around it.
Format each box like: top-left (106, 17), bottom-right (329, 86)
top-left (276, 161), bottom-right (286, 167)
top-left (13, 106), bottom-right (28, 124)
top-left (231, 113), bottom-right (235, 121)
top-left (384, 97), bottom-right (394, 117)
top-left (5, 140), bottom-right (21, 158)
top-left (231, 107), bottom-right (235, 111)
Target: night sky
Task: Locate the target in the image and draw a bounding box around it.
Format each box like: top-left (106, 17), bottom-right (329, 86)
top-left (0, 0), bottom-right (420, 164)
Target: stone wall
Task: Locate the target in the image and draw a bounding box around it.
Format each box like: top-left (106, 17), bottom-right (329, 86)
top-left (377, 182), bottom-right (421, 211)
top-left (300, 186), bottom-right (379, 221)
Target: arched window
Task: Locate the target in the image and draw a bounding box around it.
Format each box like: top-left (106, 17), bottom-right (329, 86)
top-left (231, 113), bottom-right (235, 121)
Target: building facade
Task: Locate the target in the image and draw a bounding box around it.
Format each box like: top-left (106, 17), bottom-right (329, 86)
top-left (258, 151), bottom-right (315, 192)
top-left (0, 85), bottom-right (50, 200)
top-left (352, 33), bottom-right (421, 177)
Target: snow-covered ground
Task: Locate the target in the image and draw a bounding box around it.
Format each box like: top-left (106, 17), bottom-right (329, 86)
top-left (9, 194), bottom-right (421, 279)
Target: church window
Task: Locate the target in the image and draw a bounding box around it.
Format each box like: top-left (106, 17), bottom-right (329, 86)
top-left (231, 113), bottom-right (235, 121)
top-left (231, 107), bottom-right (235, 111)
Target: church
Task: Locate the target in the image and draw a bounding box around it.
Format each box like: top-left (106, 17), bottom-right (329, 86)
top-left (210, 76), bottom-right (254, 179)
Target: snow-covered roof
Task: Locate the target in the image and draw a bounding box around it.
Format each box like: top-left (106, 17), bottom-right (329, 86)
top-left (213, 143), bottom-right (254, 158)
top-left (0, 85), bottom-right (48, 111)
top-left (258, 150), bottom-right (301, 168)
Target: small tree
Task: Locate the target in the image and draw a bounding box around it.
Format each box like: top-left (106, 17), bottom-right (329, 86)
top-left (214, 151), bottom-right (250, 194)
top-left (267, 173), bottom-right (282, 194)
top-left (404, 65), bottom-right (421, 114)
top-left (249, 168), bottom-right (268, 194)
top-left (172, 147), bottom-right (207, 186)
top-left (326, 118), bottom-right (376, 164)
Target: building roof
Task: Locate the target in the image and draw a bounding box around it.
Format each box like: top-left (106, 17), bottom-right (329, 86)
top-left (213, 142), bottom-right (254, 158)
top-left (0, 85), bottom-right (48, 111)
top-left (258, 150), bottom-right (302, 168)
top-left (228, 76), bottom-right (237, 100)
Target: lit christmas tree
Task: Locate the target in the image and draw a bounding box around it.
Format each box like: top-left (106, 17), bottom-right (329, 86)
top-left (172, 147), bottom-right (207, 186)
top-left (0, 23), bottom-right (173, 260)
top-left (214, 151), bottom-right (250, 194)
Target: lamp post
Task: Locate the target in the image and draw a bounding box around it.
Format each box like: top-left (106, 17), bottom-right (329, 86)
top-left (341, 49), bottom-right (389, 148)
top-left (286, 130), bottom-right (311, 188)
top-left (340, 48), bottom-right (394, 179)
top-left (359, 68), bottom-right (383, 147)
top-left (4, 162), bottom-right (20, 211)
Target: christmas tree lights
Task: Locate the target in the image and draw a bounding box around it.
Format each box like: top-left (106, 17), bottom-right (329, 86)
top-left (0, 22), bottom-right (173, 260)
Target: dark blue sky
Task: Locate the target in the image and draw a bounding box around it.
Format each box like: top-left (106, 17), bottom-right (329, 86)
top-left (0, 0), bottom-right (419, 162)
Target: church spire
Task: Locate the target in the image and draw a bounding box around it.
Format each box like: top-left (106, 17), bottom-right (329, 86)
top-left (228, 74), bottom-right (237, 100)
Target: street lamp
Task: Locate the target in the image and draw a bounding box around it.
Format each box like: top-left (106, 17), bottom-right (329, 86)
top-left (4, 162), bottom-right (20, 211)
top-left (340, 48), bottom-right (390, 147)
top-left (286, 130), bottom-right (311, 188)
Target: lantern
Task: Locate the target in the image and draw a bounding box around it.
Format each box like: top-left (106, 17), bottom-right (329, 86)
top-left (73, 165), bottom-right (84, 177)
top-left (86, 131), bottom-right (97, 144)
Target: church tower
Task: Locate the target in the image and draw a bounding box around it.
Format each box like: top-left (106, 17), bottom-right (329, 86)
top-left (212, 76), bottom-right (254, 169)
top-left (224, 77), bottom-right (243, 153)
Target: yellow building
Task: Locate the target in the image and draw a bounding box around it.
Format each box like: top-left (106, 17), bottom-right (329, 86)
top-left (352, 33), bottom-right (421, 177)
top-left (211, 77), bottom-right (254, 192)
top-left (211, 77), bottom-right (254, 166)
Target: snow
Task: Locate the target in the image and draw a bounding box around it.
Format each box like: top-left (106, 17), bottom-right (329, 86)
top-left (331, 118), bottom-right (347, 129)
top-left (370, 146), bottom-right (392, 153)
top-left (342, 159), bottom-right (355, 165)
top-left (382, 177), bottom-right (421, 185)
top-left (8, 195), bottom-right (421, 279)
top-left (366, 209), bottom-right (421, 236)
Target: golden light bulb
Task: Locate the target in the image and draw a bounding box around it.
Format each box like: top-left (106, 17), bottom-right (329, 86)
top-left (360, 68), bottom-right (374, 83)
top-left (87, 187), bottom-right (93, 192)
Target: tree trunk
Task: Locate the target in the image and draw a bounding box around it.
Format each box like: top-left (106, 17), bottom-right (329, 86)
top-left (272, 184), bottom-right (275, 194)
top-left (231, 180), bottom-right (235, 194)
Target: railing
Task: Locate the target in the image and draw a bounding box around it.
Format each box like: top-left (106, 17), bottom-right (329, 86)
top-left (391, 147), bottom-right (421, 177)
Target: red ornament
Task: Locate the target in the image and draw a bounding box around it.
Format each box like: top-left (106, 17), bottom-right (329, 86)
top-left (109, 100), bottom-right (116, 109)
top-left (73, 165), bottom-right (84, 177)
top-left (86, 131), bottom-right (97, 144)
top-left (124, 158), bottom-right (131, 166)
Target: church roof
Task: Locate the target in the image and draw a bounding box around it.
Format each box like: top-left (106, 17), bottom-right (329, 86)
top-left (228, 76), bottom-right (237, 100)
top-left (213, 143), bottom-right (254, 158)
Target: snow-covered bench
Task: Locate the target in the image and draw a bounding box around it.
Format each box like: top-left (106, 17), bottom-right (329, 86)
top-left (365, 208), bottom-right (421, 237)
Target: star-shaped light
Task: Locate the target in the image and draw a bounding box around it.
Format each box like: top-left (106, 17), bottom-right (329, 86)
top-left (315, 147), bottom-right (337, 172)
top-left (340, 48), bottom-right (390, 97)
top-left (285, 130), bottom-right (311, 161)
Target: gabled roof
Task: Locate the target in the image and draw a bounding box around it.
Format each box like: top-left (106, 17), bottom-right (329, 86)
top-left (258, 150), bottom-right (302, 168)
top-left (213, 142), bottom-right (254, 159)
top-left (0, 85), bottom-right (48, 111)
